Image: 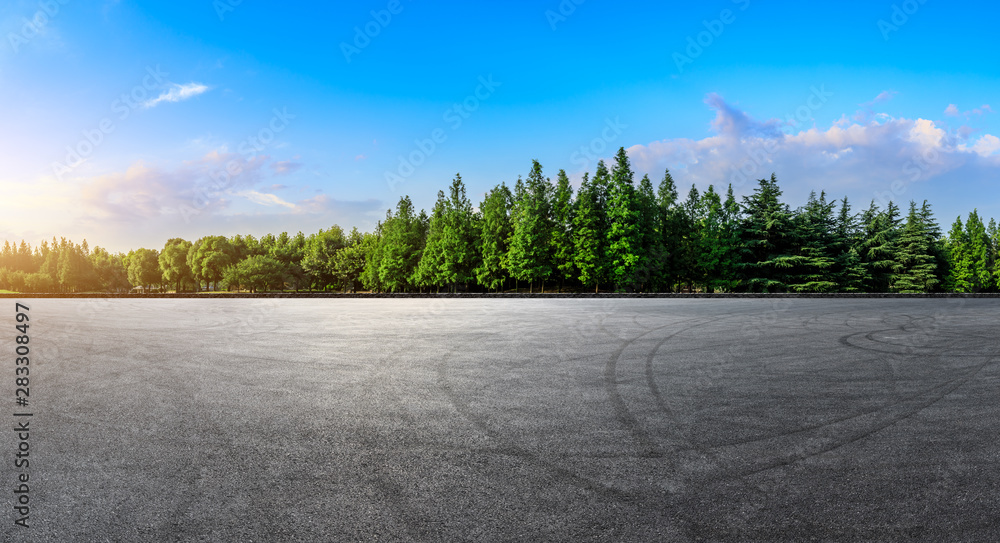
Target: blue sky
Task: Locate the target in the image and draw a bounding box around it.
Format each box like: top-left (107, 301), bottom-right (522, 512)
top-left (1, 0), bottom-right (998, 252)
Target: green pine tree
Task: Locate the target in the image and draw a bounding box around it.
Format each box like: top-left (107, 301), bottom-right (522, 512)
top-left (605, 147), bottom-right (640, 291)
top-left (573, 172), bottom-right (607, 293)
top-left (892, 201), bottom-right (940, 293)
top-left (736, 174), bottom-right (795, 292)
top-left (439, 174), bottom-right (480, 292)
top-left (476, 183), bottom-right (514, 292)
top-left (507, 161), bottom-right (554, 292)
top-left (550, 169), bottom-right (576, 290)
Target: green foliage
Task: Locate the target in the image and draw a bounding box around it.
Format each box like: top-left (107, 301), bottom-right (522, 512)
top-left (439, 174), bottom-right (480, 289)
top-left (413, 191), bottom-right (447, 291)
top-left (189, 236), bottom-right (235, 290)
top-left (855, 201), bottom-right (902, 292)
top-left (90, 247), bottom-right (131, 293)
top-left (159, 238), bottom-right (194, 292)
top-left (605, 147), bottom-right (640, 290)
top-left (736, 174), bottom-right (795, 292)
top-left (378, 196), bottom-right (425, 292)
top-left (574, 168), bottom-right (608, 292)
top-left (332, 227), bottom-right (368, 292)
top-left (947, 209), bottom-right (994, 292)
top-left (2, 160), bottom-right (992, 295)
top-left (223, 254), bottom-right (285, 292)
top-left (655, 169), bottom-right (685, 291)
top-left (476, 183), bottom-right (514, 292)
top-left (892, 201), bottom-right (940, 293)
top-left (127, 248), bottom-right (162, 291)
top-left (301, 226), bottom-right (348, 290)
top-left (787, 192), bottom-right (839, 292)
top-left (507, 160), bottom-right (554, 292)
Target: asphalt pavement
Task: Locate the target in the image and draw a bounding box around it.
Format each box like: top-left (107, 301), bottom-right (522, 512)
top-left (3, 298), bottom-right (998, 541)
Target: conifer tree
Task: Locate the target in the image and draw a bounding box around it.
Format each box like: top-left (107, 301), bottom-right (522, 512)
top-left (413, 192), bottom-right (447, 291)
top-left (550, 169), bottom-right (576, 290)
top-left (632, 174), bottom-right (660, 291)
top-left (476, 183), bottom-right (514, 292)
top-left (965, 210), bottom-right (993, 292)
top-left (694, 185), bottom-right (733, 292)
top-left (736, 174), bottom-right (795, 292)
top-left (360, 214), bottom-right (388, 292)
top-left (656, 169), bottom-right (684, 291)
top-left (573, 172), bottom-right (606, 293)
top-left (892, 201), bottom-right (940, 292)
top-left (945, 216), bottom-right (970, 292)
top-left (833, 197), bottom-right (865, 292)
top-left (679, 184), bottom-right (702, 290)
top-left (507, 160), bottom-right (553, 292)
top-left (787, 191), bottom-right (838, 292)
top-left (378, 196), bottom-right (425, 292)
top-left (439, 174), bottom-right (480, 291)
top-left (856, 201), bottom-right (902, 292)
top-left (605, 147), bottom-right (640, 291)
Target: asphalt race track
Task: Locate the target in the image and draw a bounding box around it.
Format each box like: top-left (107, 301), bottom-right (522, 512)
top-left (4, 298), bottom-right (999, 541)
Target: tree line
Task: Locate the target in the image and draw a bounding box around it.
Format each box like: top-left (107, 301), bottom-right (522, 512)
top-left (1, 147), bottom-right (998, 294)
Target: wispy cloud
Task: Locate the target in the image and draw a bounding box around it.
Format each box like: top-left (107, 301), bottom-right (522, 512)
top-left (238, 190), bottom-right (296, 209)
top-left (271, 161), bottom-right (302, 175)
top-left (861, 90), bottom-right (898, 107)
top-left (945, 103), bottom-right (992, 118)
top-left (143, 82), bottom-right (210, 108)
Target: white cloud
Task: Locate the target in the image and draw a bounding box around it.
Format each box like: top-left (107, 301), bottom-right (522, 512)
top-left (944, 103), bottom-right (993, 118)
top-left (238, 190), bottom-right (296, 209)
top-left (968, 134), bottom-right (1000, 157)
top-left (621, 94), bottom-right (1000, 208)
top-left (143, 82), bottom-right (210, 108)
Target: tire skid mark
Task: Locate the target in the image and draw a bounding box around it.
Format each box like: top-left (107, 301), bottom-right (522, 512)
top-left (700, 363), bottom-right (983, 449)
top-left (718, 355), bottom-right (995, 482)
top-left (435, 352), bottom-right (637, 505)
